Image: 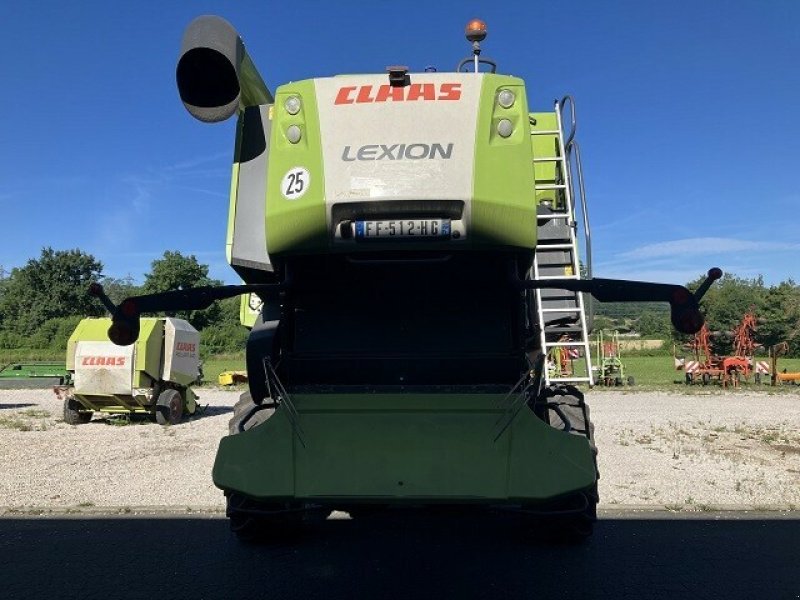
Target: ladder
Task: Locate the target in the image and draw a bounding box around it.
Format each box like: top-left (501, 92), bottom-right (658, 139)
top-left (530, 96), bottom-right (594, 386)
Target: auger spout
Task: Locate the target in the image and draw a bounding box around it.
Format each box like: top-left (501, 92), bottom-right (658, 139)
top-left (176, 15), bottom-right (272, 123)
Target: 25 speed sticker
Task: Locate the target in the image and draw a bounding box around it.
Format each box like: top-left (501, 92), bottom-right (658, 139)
top-left (280, 167), bottom-right (310, 200)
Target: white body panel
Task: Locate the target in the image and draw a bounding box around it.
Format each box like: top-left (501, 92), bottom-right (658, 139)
top-left (163, 318), bottom-right (200, 382)
top-left (314, 73), bottom-right (483, 225)
top-left (73, 341), bottom-right (135, 395)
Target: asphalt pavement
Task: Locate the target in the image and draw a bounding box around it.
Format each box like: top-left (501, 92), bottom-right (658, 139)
top-left (1, 510), bottom-right (798, 599)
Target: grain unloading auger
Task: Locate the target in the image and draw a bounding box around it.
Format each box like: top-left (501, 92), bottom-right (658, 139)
top-left (90, 15), bottom-right (721, 541)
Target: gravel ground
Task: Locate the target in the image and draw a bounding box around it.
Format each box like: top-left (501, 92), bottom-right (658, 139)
top-left (0, 388), bottom-right (797, 511)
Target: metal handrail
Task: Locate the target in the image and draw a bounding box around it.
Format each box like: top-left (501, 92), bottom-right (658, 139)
top-left (569, 141), bottom-right (592, 280)
top-left (559, 95), bottom-right (578, 147)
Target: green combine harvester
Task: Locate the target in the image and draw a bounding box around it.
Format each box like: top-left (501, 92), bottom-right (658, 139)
top-left (88, 16), bottom-right (720, 540)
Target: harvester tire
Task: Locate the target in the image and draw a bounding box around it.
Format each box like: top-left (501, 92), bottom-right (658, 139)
top-left (229, 391), bottom-right (274, 435)
top-left (63, 398), bottom-right (92, 425)
top-left (627, 376), bottom-right (635, 386)
top-left (227, 493), bottom-right (318, 543)
top-left (155, 389), bottom-right (183, 425)
top-left (537, 385), bottom-right (598, 540)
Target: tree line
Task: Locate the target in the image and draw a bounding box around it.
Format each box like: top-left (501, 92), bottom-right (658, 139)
top-left (1, 249), bottom-right (798, 357)
top-left (0, 248), bottom-right (246, 356)
top-left (595, 273), bottom-right (800, 356)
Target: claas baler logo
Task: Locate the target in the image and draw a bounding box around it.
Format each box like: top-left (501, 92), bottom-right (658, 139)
top-left (335, 83), bottom-right (461, 104)
top-left (176, 342), bottom-right (196, 353)
top-left (81, 356), bottom-right (126, 367)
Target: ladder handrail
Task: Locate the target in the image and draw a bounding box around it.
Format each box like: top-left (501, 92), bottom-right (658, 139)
top-left (570, 140), bottom-right (592, 279)
top-left (559, 95), bottom-right (577, 148)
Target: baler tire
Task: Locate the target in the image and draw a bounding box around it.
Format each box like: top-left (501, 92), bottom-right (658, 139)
top-left (228, 391), bottom-right (274, 435)
top-left (155, 389), bottom-right (183, 426)
top-left (63, 398), bottom-right (92, 425)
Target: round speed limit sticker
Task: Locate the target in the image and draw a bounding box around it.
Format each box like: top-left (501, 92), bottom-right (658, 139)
top-left (280, 167), bottom-right (310, 200)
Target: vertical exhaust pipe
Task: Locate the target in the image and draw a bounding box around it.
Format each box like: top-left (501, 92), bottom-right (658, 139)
top-left (176, 15), bottom-right (273, 123)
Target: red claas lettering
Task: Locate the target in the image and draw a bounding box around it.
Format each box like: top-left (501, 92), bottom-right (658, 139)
top-left (335, 83), bottom-right (461, 105)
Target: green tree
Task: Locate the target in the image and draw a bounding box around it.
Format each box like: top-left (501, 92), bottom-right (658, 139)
top-left (759, 280), bottom-right (800, 354)
top-left (142, 251), bottom-right (222, 328)
top-left (0, 248), bottom-right (103, 336)
top-left (635, 310), bottom-right (671, 338)
top-left (100, 274), bottom-right (142, 306)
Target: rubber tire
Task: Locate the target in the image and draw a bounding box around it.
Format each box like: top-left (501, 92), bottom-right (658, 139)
top-left (538, 385), bottom-right (598, 540)
top-left (702, 373), bottom-right (710, 386)
top-left (627, 376), bottom-right (635, 386)
top-left (755, 373), bottom-right (761, 385)
top-left (228, 391), bottom-right (274, 435)
top-left (226, 493), bottom-right (327, 543)
top-left (63, 398), bottom-right (92, 425)
top-left (155, 389), bottom-right (183, 426)
top-left (226, 394), bottom-right (296, 542)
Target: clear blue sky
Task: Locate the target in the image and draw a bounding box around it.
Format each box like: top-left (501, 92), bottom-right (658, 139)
top-left (1, 0), bottom-right (798, 285)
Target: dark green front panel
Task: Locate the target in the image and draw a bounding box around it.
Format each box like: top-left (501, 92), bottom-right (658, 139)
top-left (294, 396), bottom-right (509, 498)
top-left (213, 394), bottom-right (596, 502)
top-left (213, 409), bottom-right (295, 498)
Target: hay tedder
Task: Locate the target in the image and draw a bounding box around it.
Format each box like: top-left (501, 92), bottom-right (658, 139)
top-left (87, 16), bottom-right (720, 540)
top-left (679, 309), bottom-right (764, 386)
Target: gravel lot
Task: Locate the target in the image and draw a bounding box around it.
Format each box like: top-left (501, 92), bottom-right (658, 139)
top-left (0, 388), bottom-right (798, 511)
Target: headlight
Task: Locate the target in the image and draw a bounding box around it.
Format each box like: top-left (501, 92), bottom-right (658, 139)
top-left (287, 125), bottom-right (302, 144)
top-left (497, 89), bottom-right (515, 109)
top-left (497, 119), bottom-right (513, 138)
top-left (284, 96), bottom-right (301, 115)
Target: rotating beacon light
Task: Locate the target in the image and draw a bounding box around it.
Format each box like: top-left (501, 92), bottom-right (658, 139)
top-left (465, 19), bottom-right (487, 73)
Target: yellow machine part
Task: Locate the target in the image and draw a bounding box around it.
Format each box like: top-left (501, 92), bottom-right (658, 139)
top-left (219, 371), bottom-right (249, 386)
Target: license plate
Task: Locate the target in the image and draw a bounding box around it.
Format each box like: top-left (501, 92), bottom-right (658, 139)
top-left (355, 219), bottom-right (450, 239)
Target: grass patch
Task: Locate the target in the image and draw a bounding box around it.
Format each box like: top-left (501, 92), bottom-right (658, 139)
top-left (201, 354), bottom-right (245, 386)
top-left (588, 355), bottom-right (800, 390)
top-left (18, 409), bottom-right (50, 419)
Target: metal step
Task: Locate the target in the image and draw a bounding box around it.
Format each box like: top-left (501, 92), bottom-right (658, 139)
top-left (533, 157), bottom-right (562, 162)
top-left (544, 341), bottom-right (586, 347)
top-left (537, 243), bottom-right (574, 250)
top-left (548, 377), bottom-right (593, 383)
top-left (544, 326), bottom-right (583, 334)
top-left (540, 307), bottom-right (582, 312)
top-left (535, 275), bottom-right (580, 280)
top-left (535, 184), bottom-right (567, 190)
top-left (531, 129), bottom-right (561, 135)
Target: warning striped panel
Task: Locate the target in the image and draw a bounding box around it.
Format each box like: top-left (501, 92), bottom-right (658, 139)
top-left (755, 361), bottom-right (770, 374)
top-left (685, 361), bottom-right (700, 373)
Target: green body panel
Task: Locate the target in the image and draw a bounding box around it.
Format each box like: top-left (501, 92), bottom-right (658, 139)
top-left (530, 112), bottom-right (565, 210)
top-left (133, 319), bottom-right (162, 387)
top-left (224, 162), bottom-right (240, 264)
top-left (239, 294), bottom-right (259, 328)
top-left (213, 394), bottom-right (595, 503)
top-left (265, 81), bottom-right (327, 256)
top-left (471, 75), bottom-right (537, 249)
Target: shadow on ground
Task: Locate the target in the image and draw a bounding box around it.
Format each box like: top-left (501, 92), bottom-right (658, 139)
top-left (1, 512), bottom-right (797, 599)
